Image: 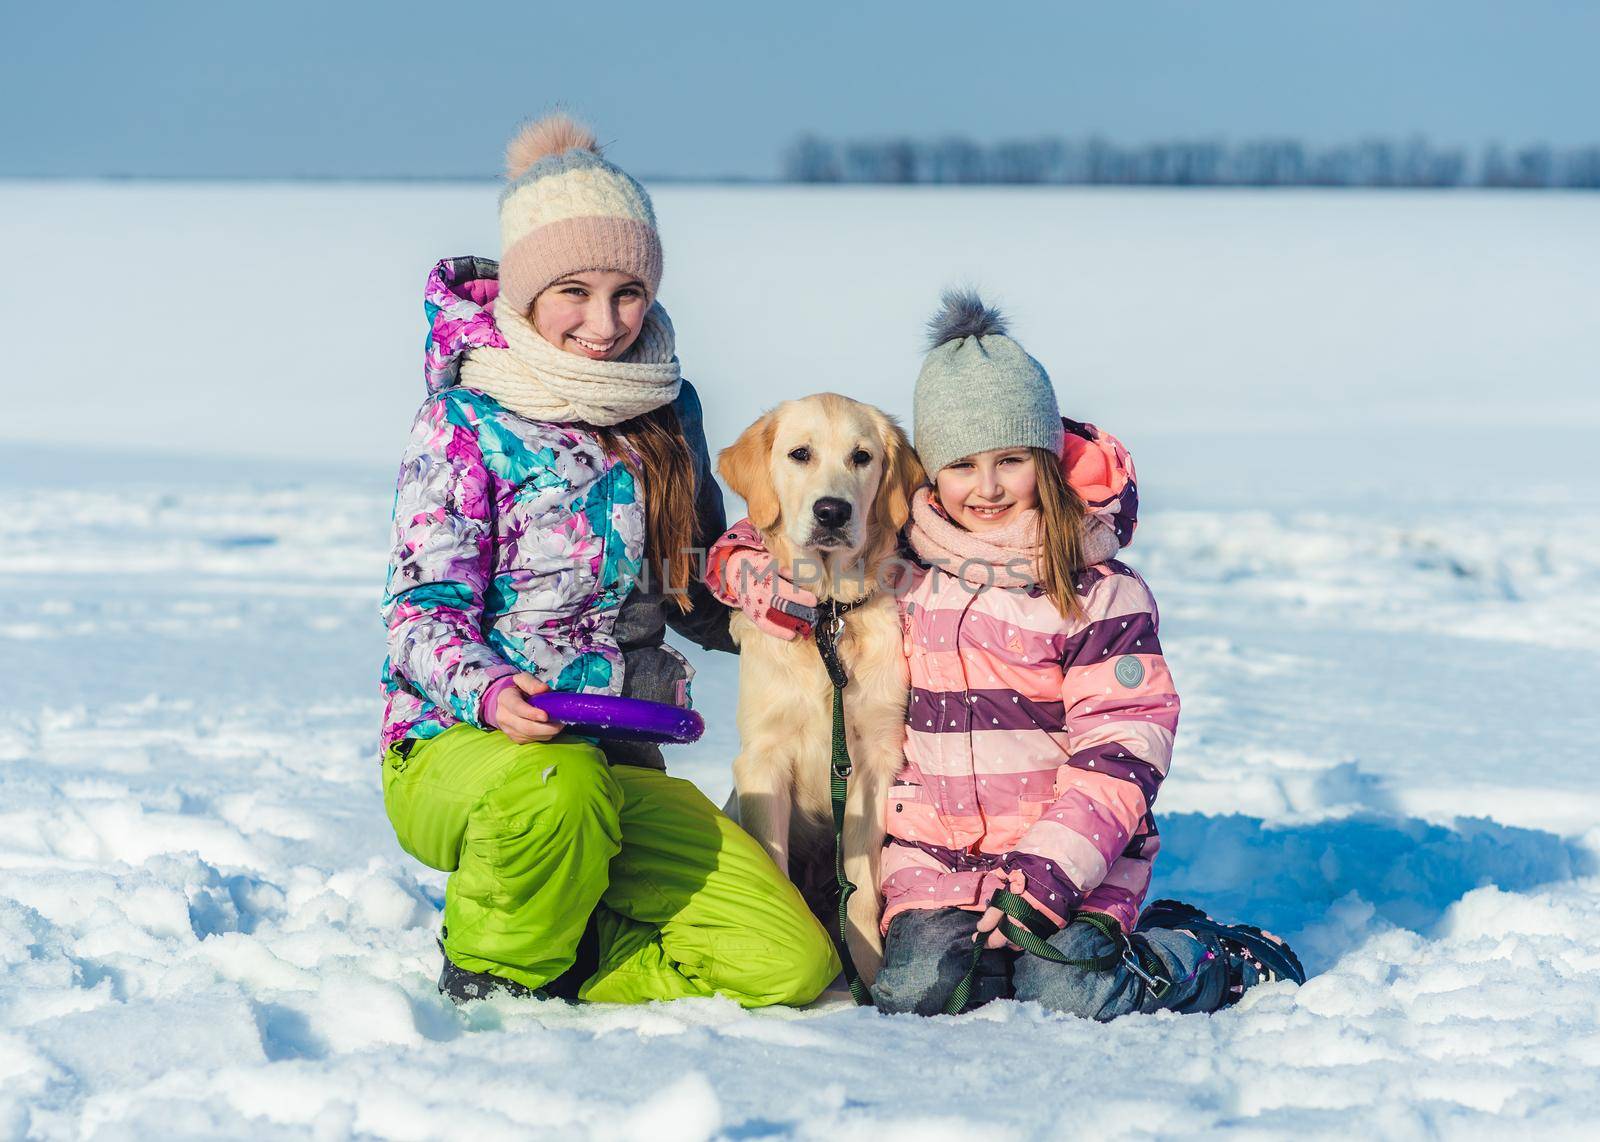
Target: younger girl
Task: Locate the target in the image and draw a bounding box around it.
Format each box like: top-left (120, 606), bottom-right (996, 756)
top-left (714, 292), bottom-right (1302, 1018)
top-left (380, 115), bottom-right (837, 1006)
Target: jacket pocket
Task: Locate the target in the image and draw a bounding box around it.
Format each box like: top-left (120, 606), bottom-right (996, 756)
top-left (885, 780), bottom-right (942, 840)
top-left (1017, 797), bottom-right (1053, 828)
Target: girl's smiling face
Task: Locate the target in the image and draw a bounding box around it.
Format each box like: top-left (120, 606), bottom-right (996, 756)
top-left (934, 447), bottom-right (1040, 533)
top-left (530, 270), bottom-right (650, 360)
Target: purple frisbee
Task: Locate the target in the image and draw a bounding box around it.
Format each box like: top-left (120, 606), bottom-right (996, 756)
top-left (527, 692), bottom-right (705, 745)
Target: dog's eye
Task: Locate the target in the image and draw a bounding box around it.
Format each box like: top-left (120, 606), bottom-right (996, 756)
top-left (788, 446), bottom-right (811, 464)
top-left (850, 449), bottom-right (872, 467)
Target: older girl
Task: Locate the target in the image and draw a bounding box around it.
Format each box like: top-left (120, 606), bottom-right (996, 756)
top-left (380, 115), bottom-right (836, 1005)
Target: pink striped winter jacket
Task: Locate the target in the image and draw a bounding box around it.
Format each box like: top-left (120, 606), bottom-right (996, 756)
top-left (709, 423), bottom-right (1176, 935)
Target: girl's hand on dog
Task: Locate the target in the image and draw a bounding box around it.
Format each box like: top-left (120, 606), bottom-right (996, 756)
top-left (974, 906), bottom-right (1022, 951)
top-left (495, 673), bottom-right (565, 744)
top-left (725, 549), bottom-right (819, 640)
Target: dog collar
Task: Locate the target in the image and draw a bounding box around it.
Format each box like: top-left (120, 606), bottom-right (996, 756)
top-left (813, 596), bottom-right (869, 689)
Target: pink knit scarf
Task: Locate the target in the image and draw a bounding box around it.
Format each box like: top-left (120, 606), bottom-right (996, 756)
top-left (906, 486), bottom-right (1119, 590)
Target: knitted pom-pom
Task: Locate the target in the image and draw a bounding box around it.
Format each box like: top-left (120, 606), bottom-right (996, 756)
top-left (505, 113), bottom-right (601, 180)
top-left (926, 288), bottom-right (1008, 349)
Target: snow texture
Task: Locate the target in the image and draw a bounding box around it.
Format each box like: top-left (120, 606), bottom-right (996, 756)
top-left (2, 183), bottom-right (1599, 1139)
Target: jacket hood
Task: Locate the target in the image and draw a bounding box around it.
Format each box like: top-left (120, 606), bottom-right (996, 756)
top-left (1062, 419), bottom-right (1139, 550)
top-left (423, 256), bottom-right (509, 395)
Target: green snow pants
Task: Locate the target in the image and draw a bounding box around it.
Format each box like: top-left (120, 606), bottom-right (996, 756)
top-left (382, 724), bottom-right (839, 1006)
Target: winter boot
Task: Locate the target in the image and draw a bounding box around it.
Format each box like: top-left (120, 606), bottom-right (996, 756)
top-left (1137, 899), bottom-right (1306, 1005)
top-left (436, 933), bottom-right (548, 1005)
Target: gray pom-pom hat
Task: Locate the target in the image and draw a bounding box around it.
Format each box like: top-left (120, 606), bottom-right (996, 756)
top-left (912, 289), bottom-right (1065, 475)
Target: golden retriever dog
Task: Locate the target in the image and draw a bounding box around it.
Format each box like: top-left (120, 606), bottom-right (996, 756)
top-left (718, 393), bottom-right (926, 987)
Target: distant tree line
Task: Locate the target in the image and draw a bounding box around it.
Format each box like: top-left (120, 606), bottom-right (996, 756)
top-left (782, 135), bottom-right (1600, 189)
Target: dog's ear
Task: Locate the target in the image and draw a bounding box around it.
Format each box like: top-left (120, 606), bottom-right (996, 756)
top-left (873, 413), bottom-right (927, 534)
top-left (718, 411), bottom-right (781, 531)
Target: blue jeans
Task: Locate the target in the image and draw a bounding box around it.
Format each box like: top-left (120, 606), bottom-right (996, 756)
top-left (872, 907), bottom-right (1230, 1020)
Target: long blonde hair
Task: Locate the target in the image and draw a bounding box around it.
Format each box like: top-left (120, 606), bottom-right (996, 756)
top-left (591, 407), bottom-right (697, 613)
top-left (1030, 447), bottom-right (1089, 623)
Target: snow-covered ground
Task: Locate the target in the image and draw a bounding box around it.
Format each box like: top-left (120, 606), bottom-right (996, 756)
top-left (2, 183), bottom-right (1599, 1139)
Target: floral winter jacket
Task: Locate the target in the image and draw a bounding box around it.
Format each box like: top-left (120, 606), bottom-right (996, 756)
top-left (708, 425), bottom-right (1176, 934)
top-left (381, 257), bottom-right (734, 765)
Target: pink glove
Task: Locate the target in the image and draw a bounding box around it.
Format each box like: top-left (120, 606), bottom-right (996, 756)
top-left (479, 674), bottom-right (521, 729)
top-left (723, 548), bottom-right (819, 641)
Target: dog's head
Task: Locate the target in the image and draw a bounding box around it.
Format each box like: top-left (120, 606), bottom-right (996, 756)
top-left (719, 393), bottom-right (925, 561)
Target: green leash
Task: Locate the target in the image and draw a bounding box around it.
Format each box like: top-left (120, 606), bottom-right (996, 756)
top-left (815, 599), bottom-right (874, 1007)
top-left (813, 600), bottom-right (1170, 1015)
top-left (828, 685), bottom-right (874, 1007)
top-left (945, 891), bottom-right (1172, 1014)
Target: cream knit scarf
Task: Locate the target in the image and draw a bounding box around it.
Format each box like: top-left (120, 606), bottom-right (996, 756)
top-left (458, 298), bottom-right (682, 426)
top-left (907, 486), bottom-right (1119, 589)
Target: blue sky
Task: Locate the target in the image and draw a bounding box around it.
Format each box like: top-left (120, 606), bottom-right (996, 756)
top-left (7, 0), bottom-right (1598, 179)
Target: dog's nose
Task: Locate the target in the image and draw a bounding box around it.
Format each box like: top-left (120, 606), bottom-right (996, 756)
top-left (812, 497), bottom-right (852, 528)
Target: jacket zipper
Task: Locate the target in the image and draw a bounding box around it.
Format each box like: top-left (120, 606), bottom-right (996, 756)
top-left (950, 586), bottom-right (988, 852)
